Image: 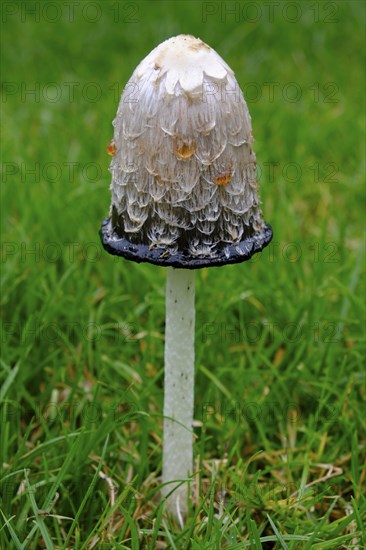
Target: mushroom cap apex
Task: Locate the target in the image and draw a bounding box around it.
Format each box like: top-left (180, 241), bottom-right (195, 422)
top-left (135, 34), bottom-right (232, 94)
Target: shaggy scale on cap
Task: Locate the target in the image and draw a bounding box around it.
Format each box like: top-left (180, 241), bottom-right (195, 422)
top-left (101, 35), bottom-right (272, 268)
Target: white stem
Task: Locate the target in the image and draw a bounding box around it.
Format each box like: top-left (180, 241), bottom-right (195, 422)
top-left (162, 267), bottom-right (195, 522)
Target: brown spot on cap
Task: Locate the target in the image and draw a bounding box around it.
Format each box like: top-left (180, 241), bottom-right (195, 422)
top-left (107, 140), bottom-right (117, 156)
top-left (215, 172), bottom-right (232, 186)
top-left (174, 141), bottom-right (196, 159)
top-left (187, 38), bottom-right (210, 52)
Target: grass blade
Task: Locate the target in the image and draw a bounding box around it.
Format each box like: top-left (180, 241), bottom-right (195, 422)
top-left (63, 434), bottom-right (110, 547)
top-left (24, 471), bottom-right (54, 550)
top-left (0, 511), bottom-right (22, 549)
top-left (266, 514), bottom-right (289, 550)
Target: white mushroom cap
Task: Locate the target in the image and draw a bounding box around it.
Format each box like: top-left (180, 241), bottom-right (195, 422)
top-left (134, 35), bottom-right (231, 95)
top-left (102, 35), bottom-right (272, 267)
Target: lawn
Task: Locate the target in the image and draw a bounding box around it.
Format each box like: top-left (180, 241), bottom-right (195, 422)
top-left (1, 1), bottom-right (365, 548)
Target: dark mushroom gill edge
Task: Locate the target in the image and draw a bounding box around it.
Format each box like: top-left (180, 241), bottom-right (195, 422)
top-left (100, 217), bottom-right (273, 269)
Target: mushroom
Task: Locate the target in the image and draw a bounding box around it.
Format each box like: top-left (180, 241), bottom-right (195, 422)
top-left (100, 35), bottom-right (272, 523)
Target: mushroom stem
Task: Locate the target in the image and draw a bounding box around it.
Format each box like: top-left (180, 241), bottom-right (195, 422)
top-left (162, 267), bottom-right (195, 522)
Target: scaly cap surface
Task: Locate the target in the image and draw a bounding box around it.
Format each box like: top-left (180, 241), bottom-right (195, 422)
top-left (101, 35), bottom-right (272, 268)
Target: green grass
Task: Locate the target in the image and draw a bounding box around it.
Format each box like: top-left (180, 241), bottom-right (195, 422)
top-left (1, 1), bottom-right (365, 548)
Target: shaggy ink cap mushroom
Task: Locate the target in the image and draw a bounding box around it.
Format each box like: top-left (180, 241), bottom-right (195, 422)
top-left (101, 35), bottom-right (272, 268)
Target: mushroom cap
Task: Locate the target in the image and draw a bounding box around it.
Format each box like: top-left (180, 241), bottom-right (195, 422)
top-left (101, 35), bottom-right (272, 268)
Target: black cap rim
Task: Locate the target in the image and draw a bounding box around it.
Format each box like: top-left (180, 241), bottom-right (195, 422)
top-left (100, 217), bottom-right (273, 269)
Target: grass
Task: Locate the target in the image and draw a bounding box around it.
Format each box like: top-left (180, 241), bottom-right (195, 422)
top-left (1, 0), bottom-right (365, 548)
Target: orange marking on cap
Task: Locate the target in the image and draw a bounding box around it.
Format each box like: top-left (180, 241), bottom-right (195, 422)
top-left (215, 173), bottom-right (232, 186)
top-left (174, 142), bottom-right (196, 159)
top-left (107, 140), bottom-right (117, 156)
